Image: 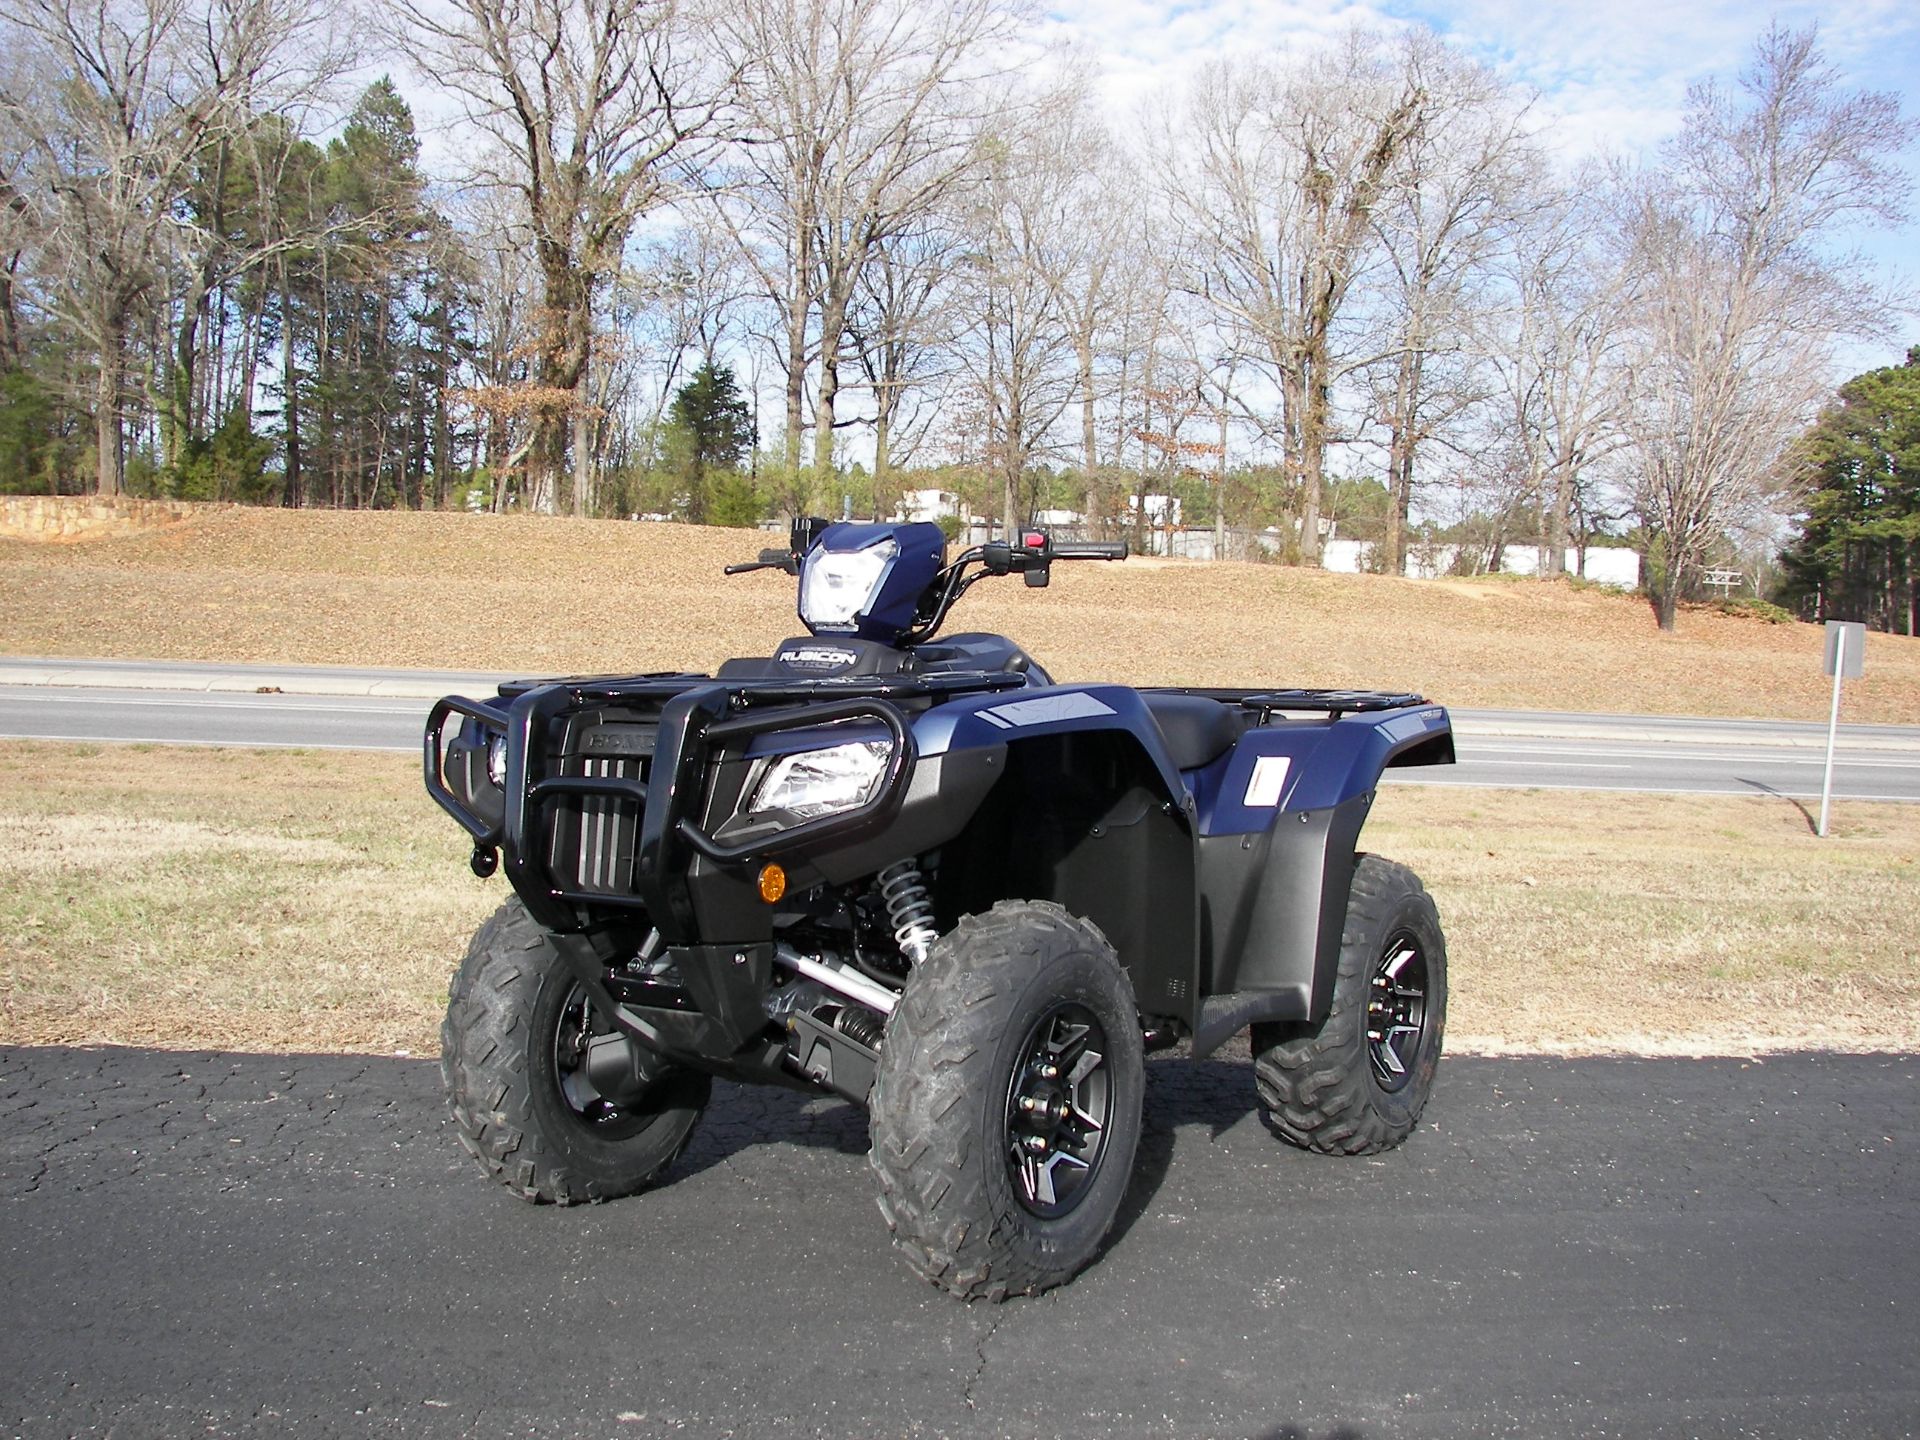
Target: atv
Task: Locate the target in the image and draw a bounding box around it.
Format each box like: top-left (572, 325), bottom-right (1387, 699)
top-left (424, 517), bottom-right (1455, 1300)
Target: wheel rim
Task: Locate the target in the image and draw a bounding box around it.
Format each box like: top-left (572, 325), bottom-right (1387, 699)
top-left (1003, 1002), bottom-right (1113, 1219)
top-left (1367, 929), bottom-right (1429, 1093)
top-left (552, 982), bottom-right (661, 1141)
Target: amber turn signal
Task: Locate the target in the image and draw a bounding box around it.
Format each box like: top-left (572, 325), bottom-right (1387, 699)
top-left (758, 863), bottom-right (787, 904)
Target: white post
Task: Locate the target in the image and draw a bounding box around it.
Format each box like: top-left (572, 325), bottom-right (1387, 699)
top-left (1818, 627), bottom-right (1846, 838)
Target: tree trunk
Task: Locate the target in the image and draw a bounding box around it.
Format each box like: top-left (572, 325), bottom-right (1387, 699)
top-left (0, 263), bottom-right (20, 368)
top-left (282, 258), bottom-right (302, 507)
top-left (1076, 335), bottom-right (1096, 475)
top-left (873, 405), bottom-right (891, 517)
top-left (1298, 376), bottom-right (1328, 567)
top-left (1544, 461), bottom-right (1572, 578)
top-left (1002, 394), bottom-right (1022, 535)
top-left (433, 345), bottom-right (451, 510)
top-left (95, 317), bottom-right (124, 496)
top-left (1214, 406), bottom-right (1227, 560)
top-left (167, 280), bottom-right (210, 475)
top-left (812, 290), bottom-right (849, 482)
top-left (571, 341), bottom-right (593, 517)
top-left (782, 287), bottom-right (808, 478)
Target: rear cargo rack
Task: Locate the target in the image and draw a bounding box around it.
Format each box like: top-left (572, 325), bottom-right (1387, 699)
top-left (1144, 687), bottom-right (1431, 721)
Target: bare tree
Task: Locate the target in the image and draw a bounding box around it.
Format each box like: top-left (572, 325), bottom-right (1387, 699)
top-left (1368, 31), bottom-right (1538, 574)
top-left (1172, 34), bottom-right (1427, 564)
top-left (448, 188), bottom-right (543, 511)
top-left (846, 218), bottom-right (961, 511)
top-left (953, 94), bottom-right (1084, 533)
top-left (397, 0), bottom-right (723, 515)
top-left (0, 52), bottom-right (38, 374)
top-left (0, 0), bottom-right (339, 495)
top-left (714, 0), bottom-right (1022, 495)
top-left (1621, 25), bottom-right (1914, 630)
top-left (1483, 181), bottom-right (1633, 579)
top-left (1036, 101), bottom-right (1135, 486)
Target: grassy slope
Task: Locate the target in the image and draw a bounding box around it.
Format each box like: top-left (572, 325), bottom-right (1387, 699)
top-left (3, 505), bottom-right (1918, 721)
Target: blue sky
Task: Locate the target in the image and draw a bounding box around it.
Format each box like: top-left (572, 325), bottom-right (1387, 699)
top-left (1039, 0), bottom-right (1920, 368)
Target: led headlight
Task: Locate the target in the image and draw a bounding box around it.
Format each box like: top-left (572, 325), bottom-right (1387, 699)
top-left (747, 740), bottom-right (892, 820)
top-left (799, 537), bottom-right (897, 630)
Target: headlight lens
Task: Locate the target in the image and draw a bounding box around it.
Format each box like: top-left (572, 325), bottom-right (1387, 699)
top-left (486, 733), bottom-right (508, 787)
top-left (747, 740), bottom-right (892, 820)
top-left (799, 538), bottom-right (897, 630)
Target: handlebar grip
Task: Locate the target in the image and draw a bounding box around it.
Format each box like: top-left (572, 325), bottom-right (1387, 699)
top-left (1053, 541), bottom-right (1128, 560)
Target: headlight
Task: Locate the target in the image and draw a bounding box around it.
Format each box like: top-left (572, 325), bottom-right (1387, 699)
top-left (799, 538), bottom-right (897, 630)
top-left (486, 733), bottom-right (508, 787)
top-left (747, 740), bottom-right (892, 820)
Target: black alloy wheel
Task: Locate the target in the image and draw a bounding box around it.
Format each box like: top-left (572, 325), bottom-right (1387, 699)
top-left (1366, 930), bottom-right (1430, 1093)
top-left (1003, 1002), bottom-right (1114, 1218)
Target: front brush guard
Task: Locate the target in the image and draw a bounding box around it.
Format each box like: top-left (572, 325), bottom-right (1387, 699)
top-left (426, 680), bottom-right (917, 937)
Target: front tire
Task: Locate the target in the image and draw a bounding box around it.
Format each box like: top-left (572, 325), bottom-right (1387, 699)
top-left (441, 899), bottom-right (710, 1203)
top-left (1252, 855), bottom-right (1447, 1155)
top-left (868, 901), bottom-right (1145, 1301)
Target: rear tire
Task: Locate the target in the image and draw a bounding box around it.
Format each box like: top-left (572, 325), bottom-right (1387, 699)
top-left (868, 901), bottom-right (1145, 1301)
top-left (441, 899), bottom-right (709, 1203)
top-left (1252, 855), bottom-right (1446, 1155)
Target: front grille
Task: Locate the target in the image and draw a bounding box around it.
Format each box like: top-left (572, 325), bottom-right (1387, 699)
top-left (547, 723), bottom-right (654, 897)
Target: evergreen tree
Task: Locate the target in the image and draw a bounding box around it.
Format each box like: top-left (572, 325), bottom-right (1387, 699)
top-left (664, 361), bottom-right (756, 524)
top-left (1781, 348), bottom-right (1920, 634)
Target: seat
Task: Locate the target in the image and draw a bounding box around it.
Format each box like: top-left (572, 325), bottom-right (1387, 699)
top-left (1142, 693), bottom-right (1244, 771)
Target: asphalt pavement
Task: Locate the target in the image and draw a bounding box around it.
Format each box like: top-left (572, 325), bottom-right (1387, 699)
top-left (3, 656), bottom-right (1918, 800)
top-left (2, 1045), bottom-right (1914, 1439)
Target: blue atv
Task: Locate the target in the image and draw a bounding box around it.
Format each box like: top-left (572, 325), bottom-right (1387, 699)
top-left (425, 517), bottom-right (1455, 1300)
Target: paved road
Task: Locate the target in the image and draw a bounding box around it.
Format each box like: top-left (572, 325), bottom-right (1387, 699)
top-left (2, 1046), bottom-right (1913, 1439)
top-left (3, 657), bottom-right (1917, 801)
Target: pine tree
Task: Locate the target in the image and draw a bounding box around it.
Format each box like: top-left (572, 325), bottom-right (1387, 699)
top-left (1782, 348), bottom-right (1920, 634)
top-left (664, 361), bottom-right (757, 524)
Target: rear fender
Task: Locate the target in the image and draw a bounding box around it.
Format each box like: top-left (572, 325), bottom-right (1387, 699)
top-left (1190, 705), bottom-right (1452, 1052)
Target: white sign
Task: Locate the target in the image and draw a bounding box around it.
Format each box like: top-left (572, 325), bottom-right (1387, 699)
top-left (1824, 620), bottom-right (1865, 679)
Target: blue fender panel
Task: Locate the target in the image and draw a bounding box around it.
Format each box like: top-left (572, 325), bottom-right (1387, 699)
top-left (1189, 704), bottom-right (1452, 1029)
top-left (1192, 704), bottom-right (1452, 836)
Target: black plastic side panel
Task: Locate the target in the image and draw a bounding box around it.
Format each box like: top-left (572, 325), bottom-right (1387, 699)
top-left (810, 746), bottom-right (1007, 884)
top-left (937, 731), bottom-right (1200, 1026)
top-left (1196, 791), bottom-right (1373, 1019)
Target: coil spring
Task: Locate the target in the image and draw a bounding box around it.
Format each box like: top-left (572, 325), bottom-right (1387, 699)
top-left (877, 858), bottom-right (938, 964)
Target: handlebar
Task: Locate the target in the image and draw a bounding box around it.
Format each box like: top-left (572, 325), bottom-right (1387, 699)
top-left (1053, 540), bottom-right (1129, 560)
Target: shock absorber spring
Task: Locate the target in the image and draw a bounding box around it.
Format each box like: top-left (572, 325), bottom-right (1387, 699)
top-left (877, 859), bottom-right (939, 964)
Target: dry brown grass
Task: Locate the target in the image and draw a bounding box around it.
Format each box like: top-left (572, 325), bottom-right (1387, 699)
top-left (3, 741), bottom-right (1914, 1057)
top-left (4, 504), bottom-right (1918, 721)
top-left (1367, 785), bottom-right (1920, 1055)
top-left (0, 742), bottom-right (496, 1053)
